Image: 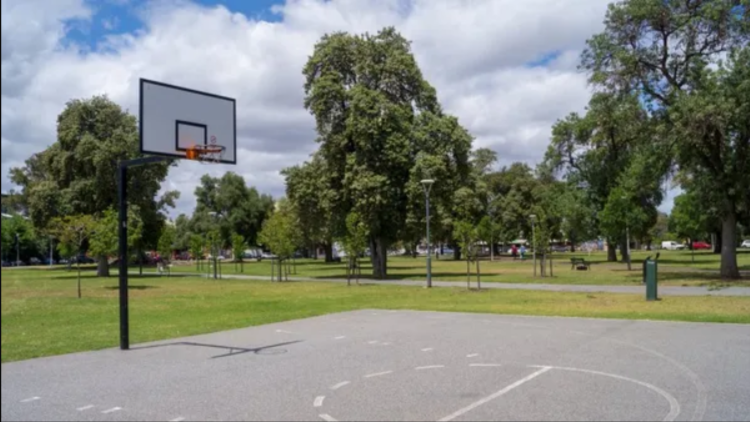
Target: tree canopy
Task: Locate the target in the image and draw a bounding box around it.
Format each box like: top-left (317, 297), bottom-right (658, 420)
top-left (9, 95), bottom-right (178, 276)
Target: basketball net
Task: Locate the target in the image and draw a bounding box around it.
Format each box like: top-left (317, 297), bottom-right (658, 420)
top-left (185, 135), bottom-right (225, 163)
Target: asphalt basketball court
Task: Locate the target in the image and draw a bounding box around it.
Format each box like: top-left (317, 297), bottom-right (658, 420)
top-left (3, 309), bottom-right (750, 421)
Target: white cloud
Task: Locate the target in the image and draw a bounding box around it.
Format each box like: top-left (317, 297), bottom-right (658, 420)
top-left (1, 0), bottom-right (616, 216)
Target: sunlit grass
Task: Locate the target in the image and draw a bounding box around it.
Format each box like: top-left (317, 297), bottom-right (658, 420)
top-left (2, 267), bottom-right (749, 363)
top-left (168, 249), bottom-right (750, 287)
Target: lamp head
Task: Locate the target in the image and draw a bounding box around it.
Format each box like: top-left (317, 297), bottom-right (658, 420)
top-left (529, 214), bottom-right (537, 222)
top-left (420, 179), bottom-right (435, 185)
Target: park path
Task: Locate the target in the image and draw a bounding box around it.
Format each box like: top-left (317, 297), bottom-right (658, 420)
top-left (153, 271), bottom-right (750, 297)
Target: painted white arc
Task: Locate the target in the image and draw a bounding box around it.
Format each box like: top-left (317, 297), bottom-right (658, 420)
top-left (364, 370), bottom-right (393, 378)
top-left (314, 396), bottom-right (325, 408)
top-left (416, 365), bottom-right (445, 370)
top-left (319, 414), bottom-right (338, 422)
top-left (77, 405), bottom-right (94, 411)
top-left (101, 407), bottom-right (122, 414)
top-left (438, 366), bottom-right (552, 422)
top-left (169, 418), bottom-right (186, 422)
top-left (20, 397), bottom-right (40, 403)
top-left (331, 381), bottom-right (350, 390)
top-left (531, 365), bottom-right (681, 422)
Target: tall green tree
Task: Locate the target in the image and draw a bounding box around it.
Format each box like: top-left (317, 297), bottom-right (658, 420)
top-left (9, 96), bottom-right (177, 276)
top-left (193, 172), bottom-right (274, 248)
top-left (282, 155), bottom-right (338, 260)
top-left (545, 92), bottom-right (654, 261)
top-left (302, 27), bottom-right (446, 279)
top-left (581, 0), bottom-right (749, 278)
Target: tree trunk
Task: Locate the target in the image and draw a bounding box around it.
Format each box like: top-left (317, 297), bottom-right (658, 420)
top-left (476, 259), bottom-right (481, 290)
top-left (570, 243), bottom-right (576, 253)
top-left (369, 237), bottom-right (388, 279)
top-left (324, 243), bottom-right (334, 262)
top-left (96, 255), bottom-right (110, 277)
top-left (720, 212), bottom-right (740, 279)
top-left (466, 258), bottom-right (470, 289)
top-left (77, 261), bottom-right (81, 299)
top-left (607, 240), bottom-right (617, 262)
top-left (549, 253), bottom-right (553, 277)
top-left (619, 238), bottom-right (628, 262)
top-left (346, 257), bottom-right (351, 286)
top-left (713, 231), bottom-right (722, 254)
top-left (454, 243), bottom-right (462, 261)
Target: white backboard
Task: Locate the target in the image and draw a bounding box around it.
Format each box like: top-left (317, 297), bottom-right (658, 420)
top-left (139, 79), bottom-right (236, 164)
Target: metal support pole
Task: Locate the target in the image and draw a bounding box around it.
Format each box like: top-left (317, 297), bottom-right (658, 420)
top-left (118, 164), bottom-right (129, 350)
top-left (50, 237), bottom-right (54, 266)
top-left (16, 233), bottom-right (20, 266)
top-left (426, 193), bottom-right (432, 288)
top-left (116, 155), bottom-right (170, 352)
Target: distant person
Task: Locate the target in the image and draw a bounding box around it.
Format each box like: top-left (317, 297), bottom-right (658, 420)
top-left (520, 245), bottom-right (527, 260)
top-left (511, 244), bottom-right (518, 260)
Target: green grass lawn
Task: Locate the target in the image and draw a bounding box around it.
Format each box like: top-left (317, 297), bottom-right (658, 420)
top-left (2, 266), bottom-right (749, 363)
top-left (170, 249), bottom-right (750, 287)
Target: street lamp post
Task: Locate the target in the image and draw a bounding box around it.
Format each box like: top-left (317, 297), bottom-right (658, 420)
top-left (529, 214), bottom-right (537, 277)
top-left (15, 233), bottom-right (20, 267)
top-left (421, 179), bottom-right (435, 288)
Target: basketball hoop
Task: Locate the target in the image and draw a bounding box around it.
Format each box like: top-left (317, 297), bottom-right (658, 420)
top-left (186, 144), bottom-right (226, 163)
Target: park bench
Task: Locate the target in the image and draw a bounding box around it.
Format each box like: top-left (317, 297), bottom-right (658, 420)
top-left (570, 257), bottom-right (591, 271)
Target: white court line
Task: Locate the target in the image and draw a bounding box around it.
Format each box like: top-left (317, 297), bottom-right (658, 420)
top-left (275, 329), bottom-right (294, 334)
top-left (364, 370), bottom-right (393, 378)
top-left (421, 348), bottom-right (433, 352)
top-left (469, 363), bottom-right (502, 367)
top-left (438, 366), bottom-right (552, 422)
top-left (381, 342), bottom-right (391, 346)
top-left (466, 353), bottom-right (479, 358)
top-left (367, 340), bottom-right (378, 344)
top-left (101, 407), bottom-right (122, 414)
top-left (331, 381), bottom-right (350, 390)
top-left (314, 396), bottom-right (326, 407)
top-left (77, 405), bottom-right (94, 411)
top-left (416, 365), bottom-right (445, 370)
top-left (20, 397), bottom-right (40, 403)
top-left (334, 336), bottom-right (346, 340)
top-left (319, 414), bottom-right (338, 422)
top-left (169, 417), bottom-right (185, 422)
top-left (530, 365), bottom-right (681, 422)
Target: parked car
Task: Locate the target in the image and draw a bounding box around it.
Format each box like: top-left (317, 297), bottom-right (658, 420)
top-left (28, 257), bottom-right (42, 265)
top-left (741, 240), bottom-right (750, 248)
top-left (550, 245), bottom-right (569, 253)
top-left (661, 241), bottom-right (685, 251)
top-left (692, 241), bottom-right (711, 250)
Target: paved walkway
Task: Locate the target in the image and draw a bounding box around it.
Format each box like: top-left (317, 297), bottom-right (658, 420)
top-left (151, 271), bottom-right (750, 297)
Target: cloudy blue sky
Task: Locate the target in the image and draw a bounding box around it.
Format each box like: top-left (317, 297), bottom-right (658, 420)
top-left (1, 0), bottom-right (678, 216)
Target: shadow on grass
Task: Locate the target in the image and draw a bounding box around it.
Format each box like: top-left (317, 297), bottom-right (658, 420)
top-left (103, 285), bottom-right (159, 290)
top-left (130, 340), bottom-right (302, 359)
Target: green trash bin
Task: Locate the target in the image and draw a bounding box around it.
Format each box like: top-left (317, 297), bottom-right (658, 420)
top-left (645, 260), bottom-right (658, 301)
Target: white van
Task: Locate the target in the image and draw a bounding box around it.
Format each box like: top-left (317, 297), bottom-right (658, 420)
top-left (661, 241), bottom-right (685, 250)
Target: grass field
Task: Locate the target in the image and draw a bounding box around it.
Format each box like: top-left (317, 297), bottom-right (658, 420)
top-left (171, 249), bottom-right (750, 287)
top-left (2, 266), bottom-right (749, 363)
